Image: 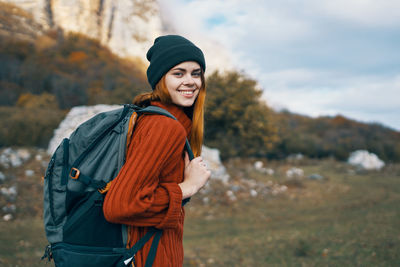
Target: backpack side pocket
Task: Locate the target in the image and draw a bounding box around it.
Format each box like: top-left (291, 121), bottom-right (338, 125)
top-left (43, 138), bottom-right (69, 243)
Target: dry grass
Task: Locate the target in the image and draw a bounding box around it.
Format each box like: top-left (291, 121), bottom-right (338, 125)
top-left (0, 153), bottom-right (399, 266)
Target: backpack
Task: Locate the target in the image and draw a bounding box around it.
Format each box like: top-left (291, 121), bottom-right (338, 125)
top-left (42, 104), bottom-right (193, 267)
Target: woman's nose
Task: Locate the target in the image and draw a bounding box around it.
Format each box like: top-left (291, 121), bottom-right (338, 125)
top-left (183, 74), bottom-right (195, 86)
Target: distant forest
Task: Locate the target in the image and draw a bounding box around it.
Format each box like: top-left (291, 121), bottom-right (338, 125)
top-left (1, 31), bottom-right (399, 162)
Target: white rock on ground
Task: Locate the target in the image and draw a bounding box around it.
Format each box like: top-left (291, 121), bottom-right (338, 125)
top-left (254, 161), bottom-right (263, 170)
top-left (201, 146), bottom-right (230, 183)
top-left (3, 214), bottom-right (13, 221)
top-left (348, 150), bottom-right (385, 170)
top-left (286, 167), bottom-right (304, 178)
top-left (25, 170), bottom-right (35, 177)
top-left (0, 186), bottom-right (18, 200)
top-left (253, 161), bottom-right (275, 175)
top-left (47, 104), bottom-right (121, 154)
top-left (0, 148), bottom-right (31, 168)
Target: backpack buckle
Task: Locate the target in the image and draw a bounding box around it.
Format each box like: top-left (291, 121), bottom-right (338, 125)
top-left (69, 168), bottom-right (80, 179)
top-left (98, 182), bottom-right (112, 194)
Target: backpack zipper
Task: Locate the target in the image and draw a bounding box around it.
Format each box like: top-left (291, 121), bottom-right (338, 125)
top-left (45, 156), bottom-right (56, 222)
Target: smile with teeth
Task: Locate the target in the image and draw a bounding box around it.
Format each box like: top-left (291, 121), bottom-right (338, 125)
top-left (178, 89), bottom-right (196, 96)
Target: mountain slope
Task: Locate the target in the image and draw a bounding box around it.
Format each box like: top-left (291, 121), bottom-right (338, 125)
top-left (3, 0), bottom-right (163, 63)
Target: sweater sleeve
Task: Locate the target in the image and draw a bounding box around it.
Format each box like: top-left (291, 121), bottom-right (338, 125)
top-left (103, 115), bottom-right (186, 229)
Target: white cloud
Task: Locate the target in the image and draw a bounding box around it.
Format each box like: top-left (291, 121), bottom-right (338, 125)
top-left (315, 0), bottom-right (400, 27)
top-left (158, 0), bottom-right (400, 130)
top-left (261, 71), bottom-right (400, 129)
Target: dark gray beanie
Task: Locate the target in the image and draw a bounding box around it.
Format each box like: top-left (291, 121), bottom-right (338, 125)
top-left (146, 35), bottom-right (206, 89)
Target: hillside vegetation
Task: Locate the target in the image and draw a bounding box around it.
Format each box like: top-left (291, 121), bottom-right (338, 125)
top-left (0, 13), bottom-right (399, 161)
top-left (204, 71), bottom-right (400, 161)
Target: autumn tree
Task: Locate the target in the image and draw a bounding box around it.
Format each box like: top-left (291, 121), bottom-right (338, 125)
top-left (204, 71), bottom-right (279, 159)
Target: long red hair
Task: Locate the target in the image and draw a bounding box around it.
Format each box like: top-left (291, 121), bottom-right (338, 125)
top-left (133, 73), bottom-right (206, 157)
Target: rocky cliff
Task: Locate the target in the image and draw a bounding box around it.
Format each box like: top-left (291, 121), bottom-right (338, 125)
top-left (2, 0), bottom-right (163, 63)
top-left (2, 0), bottom-right (232, 71)
top-left (0, 1), bottom-right (44, 41)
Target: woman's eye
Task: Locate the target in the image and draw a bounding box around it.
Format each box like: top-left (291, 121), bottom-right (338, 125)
top-left (192, 72), bottom-right (201, 77)
top-left (174, 72), bottom-right (183, 77)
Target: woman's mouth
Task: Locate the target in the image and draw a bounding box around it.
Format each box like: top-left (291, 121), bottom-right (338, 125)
top-left (178, 89), bottom-right (196, 97)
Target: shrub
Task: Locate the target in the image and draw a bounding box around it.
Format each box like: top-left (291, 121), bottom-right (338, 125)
top-left (0, 106), bottom-right (66, 148)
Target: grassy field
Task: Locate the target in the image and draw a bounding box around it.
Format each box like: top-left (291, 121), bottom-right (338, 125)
top-left (0, 154), bottom-right (399, 266)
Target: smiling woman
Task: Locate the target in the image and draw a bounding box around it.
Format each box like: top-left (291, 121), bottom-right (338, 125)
top-left (102, 35), bottom-right (211, 267)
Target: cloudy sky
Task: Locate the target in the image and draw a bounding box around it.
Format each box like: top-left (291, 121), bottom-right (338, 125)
top-left (159, 0), bottom-right (400, 131)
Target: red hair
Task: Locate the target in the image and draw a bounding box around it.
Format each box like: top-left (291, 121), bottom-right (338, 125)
top-left (133, 73), bottom-right (206, 157)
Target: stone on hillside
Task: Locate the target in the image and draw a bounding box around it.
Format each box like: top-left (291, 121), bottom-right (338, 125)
top-left (35, 154), bottom-right (43, 161)
top-left (348, 150), bottom-right (385, 170)
top-left (253, 161), bottom-right (274, 175)
top-left (3, 214), bottom-right (13, 221)
top-left (47, 105), bottom-right (121, 154)
top-left (1, 186), bottom-right (17, 200)
top-left (201, 146), bottom-right (230, 183)
top-left (286, 167), bottom-right (304, 178)
top-left (0, 148), bottom-right (31, 168)
top-left (265, 168), bottom-right (275, 175)
top-left (250, 189), bottom-right (258, 197)
top-left (25, 169), bottom-right (34, 177)
top-left (254, 161), bottom-right (263, 169)
top-left (17, 148), bottom-right (31, 162)
top-left (271, 184), bottom-right (288, 196)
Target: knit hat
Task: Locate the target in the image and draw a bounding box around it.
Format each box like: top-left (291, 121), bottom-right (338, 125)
top-left (146, 35), bottom-right (206, 89)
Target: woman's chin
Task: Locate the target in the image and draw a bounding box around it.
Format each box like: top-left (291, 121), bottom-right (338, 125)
top-left (172, 97), bottom-right (196, 107)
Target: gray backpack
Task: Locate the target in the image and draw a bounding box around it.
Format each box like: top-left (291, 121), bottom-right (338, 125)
top-left (42, 104), bottom-right (193, 267)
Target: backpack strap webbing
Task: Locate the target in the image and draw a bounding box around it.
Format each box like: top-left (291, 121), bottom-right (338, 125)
top-left (145, 229), bottom-right (162, 267)
top-left (123, 227), bottom-right (162, 266)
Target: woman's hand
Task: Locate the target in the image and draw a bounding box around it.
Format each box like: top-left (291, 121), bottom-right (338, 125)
top-left (179, 152), bottom-right (211, 199)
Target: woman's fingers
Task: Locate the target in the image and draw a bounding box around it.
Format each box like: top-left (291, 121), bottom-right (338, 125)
top-left (191, 157), bottom-right (208, 169)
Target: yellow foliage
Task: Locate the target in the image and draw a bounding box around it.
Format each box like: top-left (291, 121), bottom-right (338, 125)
top-left (16, 93), bottom-right (58, 109)
top-left (68, 51), bottom-right (88, 63)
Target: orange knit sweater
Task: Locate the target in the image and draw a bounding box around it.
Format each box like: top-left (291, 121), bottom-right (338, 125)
top-left (103, 101), bottom-right (191, 267)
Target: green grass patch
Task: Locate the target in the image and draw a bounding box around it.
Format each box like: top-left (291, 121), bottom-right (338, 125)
top-left (183, 159), bottom-right (400, 266)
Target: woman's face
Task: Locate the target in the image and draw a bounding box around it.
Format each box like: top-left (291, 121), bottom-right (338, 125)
top-left (165, 61), bottom-right (202, 107)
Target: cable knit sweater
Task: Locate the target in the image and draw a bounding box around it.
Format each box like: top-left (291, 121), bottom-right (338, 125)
top-left (103, 101), bottom-right (191, 267)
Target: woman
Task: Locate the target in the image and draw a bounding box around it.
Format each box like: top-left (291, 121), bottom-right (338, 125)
top-left (103, 35), bottom-right (211, 266)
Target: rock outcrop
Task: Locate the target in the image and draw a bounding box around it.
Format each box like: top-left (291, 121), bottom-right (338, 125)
top-left (3, 0), bottom-right (163, 64)
top-left (3, 0), bottom-right (233, 71)
top-left (348, 150), bottom-right (385, 170)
